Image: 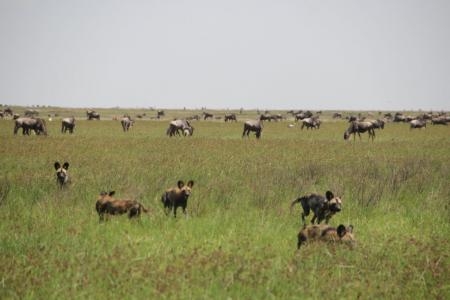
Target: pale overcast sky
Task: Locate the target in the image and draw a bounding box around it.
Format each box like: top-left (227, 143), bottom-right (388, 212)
top-left (1, 0), bottom-right (449, 111)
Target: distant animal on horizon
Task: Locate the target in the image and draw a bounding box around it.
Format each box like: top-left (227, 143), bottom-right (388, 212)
top-left (242, 120), bottom-right (263, 139)
top-left (202, 112), bottom-right (214, 120)
top-left (301, 117), bottom-right (321, 130)
top-left (86, 110), bottom-right (100, 120)
top-left (161, 180), bottom-right (194, 217)
top-left (224, 113), bottom-right (237, 122)
top-left (410, 119), bottom-right (427, 129)
top-left (61, 117), bottom-right (76, 134)
top-left (344, 121), bottom-right (375, 141)
top-left (291, 191), bottom-right (342, 225)
top-left (95, 191), bottom-right (148, 221)
top-left (297, 224), bottom-right (355, 249)
top-left (54, 161), bottom-right (70, 188)
top-left (121, 115), bottom-right (134, 132)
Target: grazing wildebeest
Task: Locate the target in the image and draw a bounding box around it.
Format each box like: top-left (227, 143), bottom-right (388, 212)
top-left (344, 121), bottom-right (375, 141)
top-left (242, 120), bottom-right (263, 139)
top-left (14, 117), bottom-right (47, 135)
top-left (161, 180), bottom-right (194, 217)
top-left (156, 110), bottom-right (165, 119)
top-left (259, 114), bottom-right (274, 122)
top-left (202, 112), bottom-right (213, 120)
top-left (166, 119), bottom-right (194, 137)
top-left (224, 113), bottom-right (237, 122)
top-left (332, 112), bottom-right (342, 119)
top-left (291, 191), bottom-right (342, 225)
top-left (121, 116), bottom-right (134, 132)
top-left (295, 111), bottom-right (313, 122)
top-left (24, 109), bottom-right (39, 117)
top-left (61, 117), bottom-right (76, 134)
top-left (54, 161), bottom-right (70, 188)
top-left (431, 117), bottom-right (448, 125)
top-left (297, 224), bottom-right (355, 249)
top-left (410, 119), bottom-right (427, 129)
top-left (86, 110), bottom-right (100, 120)
top-left (3, 107), bottom-right (13, 117)
top-left (301, 117), bottom-right (320, 130)
top-left (370, 119), bottom-right (385, 129)
top-left (95, 191), bottom-right (148, 221)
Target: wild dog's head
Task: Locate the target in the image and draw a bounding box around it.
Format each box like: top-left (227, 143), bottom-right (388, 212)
top-left (98, 191), bottom-right (115, 202)
top-left (325, 191), bottom-right (342, 213)
top-left (54, 161), bottom-right (69, 187)
top-left (177, 180), bottom-right (194, 198)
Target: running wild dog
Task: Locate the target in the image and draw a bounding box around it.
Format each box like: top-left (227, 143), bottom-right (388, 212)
top-left (54, 161), bottom-right (70, 188)
top-left (161, 180), bottom-right (194, 217)
top-left (96, 191), bottom-right (148, 221)
top-left (291, 191), bottom-right (342, 225)
top-left (297, 224), bottom-right (355, 249)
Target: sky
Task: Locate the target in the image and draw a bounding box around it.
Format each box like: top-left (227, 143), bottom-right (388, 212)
top-left (1, 0), bottom-right (449, 111)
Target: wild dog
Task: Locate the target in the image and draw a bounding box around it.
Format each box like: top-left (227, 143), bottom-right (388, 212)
top-left (297, 224), bottom-right (355, 249)
top-left (161, 180), bottom-right (194, 217)
top-left (291, 191), bottom-right (342, 225)
top-left (95, 191), bottom-right (148, 221)
top-left (54, 161), bottom-right (70, 188)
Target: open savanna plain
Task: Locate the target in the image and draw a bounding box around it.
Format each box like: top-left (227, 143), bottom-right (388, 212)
top-left (0, 107), bottom-right (449, 299)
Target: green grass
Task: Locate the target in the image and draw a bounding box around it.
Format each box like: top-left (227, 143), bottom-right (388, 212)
top-left (0, 108), bottom-right (449, 299)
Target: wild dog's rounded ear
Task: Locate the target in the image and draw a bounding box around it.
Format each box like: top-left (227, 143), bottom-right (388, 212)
top-left (177, 180), bottom-right (185, 188)
top-left (54, 162), bottom-right (61, 170)
top-left (187, 180), bottom-right (194, 187)
top-left (63, 162), bottom-right (69, 170)
top-left (325, 191), bottom-right (334, 201)
top-left (100, 191), bottom-right (107, 196)
top-left (337, 224), bottom-right (347, 238)
top-left (109, 191), bottom-right (115, 196)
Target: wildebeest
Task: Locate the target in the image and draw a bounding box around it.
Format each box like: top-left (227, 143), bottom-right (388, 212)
top-left (156, 110), bottom-right (165, 119)
top-left (332, 112), bottom-right (342, 119)
top-left (242, 120), bottom-right (263, 139)
top-left (291, 191), bottom-right (342, 225)
top-left (301, 117), bottom-right (320, 130)
top-left (410, 119), bottom-right (427, 129)
top-left (224, 113), bottom-right (237, 122)
top-left (14, 117), bottom-right (47, 135)
top-left (344, 121), bottom-right (375, 141)
top-left (121, 116), bottom-right (134, 132)
top-left (431, 117), bottom-right (448, 125)
top-left (86, 110), bottom-right (100, 120)
top-left (54, 161), bottom-right (70, 188)
top-left (297, 224), bottom-right (355, 249)
top-left (95, 191), bottom-right (148, 221)
top-left (202, 112), bottom-right (214, 120)
top-left (161, 180), bottom-right (195, 217)
top-left (295, 111), bottom-right (313, 122)
top-left (3, 107), bottom-right (13, 117)
top-left (61, 117), bottom-right (75, 134)
top-left (166, 119), bottom-right (194, 137)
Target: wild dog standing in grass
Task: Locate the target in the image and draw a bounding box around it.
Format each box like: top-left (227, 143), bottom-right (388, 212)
top-left (297, 224), bottom-right (355, 249)
top-left (291, 191), bottom-right (342, 225)
top-left (54, 161), bottom-right (70, 188)
top-left (161, 180), bottom-right (194, 217)
top-left (95, 191), bottom-right (148, 221)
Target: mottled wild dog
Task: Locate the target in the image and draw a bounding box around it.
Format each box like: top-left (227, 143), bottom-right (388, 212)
top-left (96, 191), bottom-right (148, 221)
top-left (54, 161), bottom-right (70, 188)
top-left (297, 224), bottom-right (355, 249)
top-left (161, 180), bottom-right (194, 217)
top-left (291, 191), bottom-right (342, 225)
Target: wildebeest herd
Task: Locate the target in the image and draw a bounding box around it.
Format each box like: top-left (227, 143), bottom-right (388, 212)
top-left (8, 108), bottom-right (449, 141)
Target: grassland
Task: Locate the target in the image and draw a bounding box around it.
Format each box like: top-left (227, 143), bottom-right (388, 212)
top-left (0, 107), bottom-right (449, 299)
